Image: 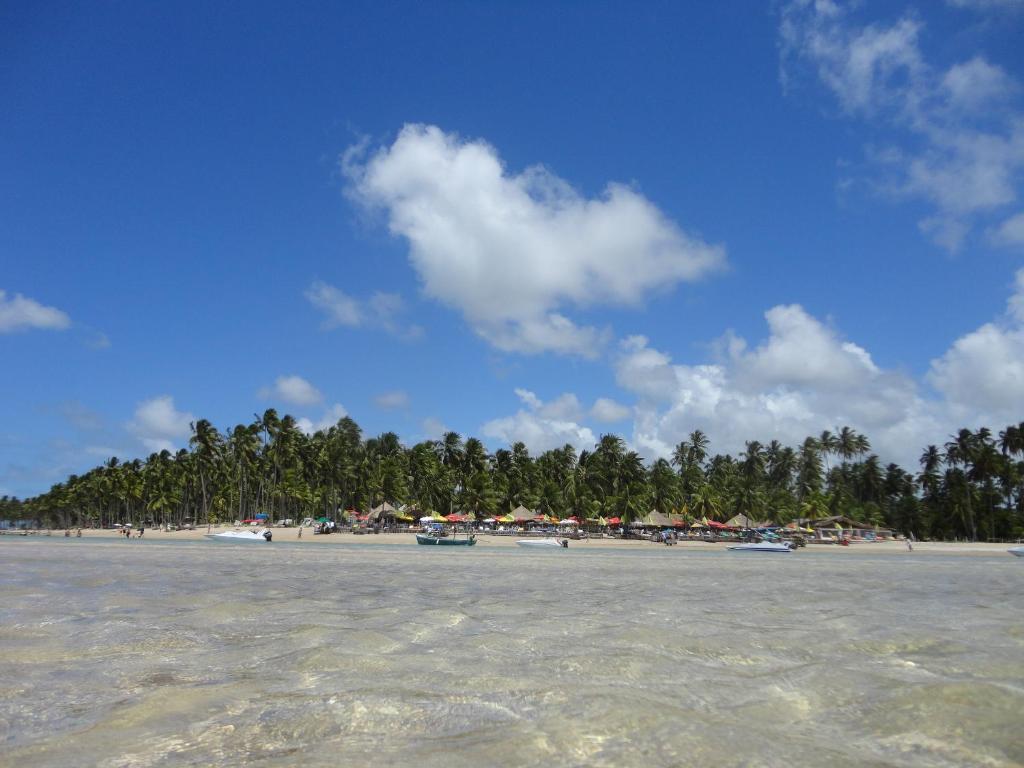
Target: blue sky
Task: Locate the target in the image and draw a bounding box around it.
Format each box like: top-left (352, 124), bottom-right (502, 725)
top-left (3, 0), bottom-right (1024, 497)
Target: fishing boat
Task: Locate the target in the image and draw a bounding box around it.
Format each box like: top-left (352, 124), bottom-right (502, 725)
top-left (416, 532), bottom-right (476, 546)
top-left (206, 528), bottom-right (272, 543)
top-left (727, 541), bottom-right (793, 553)
top-left (1009, 546), bottom-right (1024, 557)
top-left (516, 538), bottom-right (568, 549)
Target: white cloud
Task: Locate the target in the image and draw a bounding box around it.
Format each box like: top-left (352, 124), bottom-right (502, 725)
top-left (128, 396), bottom-right (194, 453)
top-left (614, 315), bottom-right (934, 468)
top-left (780, 2), bottom-right (1024, 251)
top-left (374, 390), bottom-right (410, 410)
top-left (483, 389), bottom-right (596, 453)
top-left (732, 304), bottom-right (879, 390)
top-left (260, 375), bottom-right (323, 407)
top-left (306, 281), bottom-right (361, 327)
top-left (0, 290), bottom-right (71, 333)
top-left (296, 403), bottom-right (349, 435)
top-left (306, 281), bottom-right (423, 339)
top-left (421, 417), bottom-right (449, 440)
top-left (590, 397), bottom-right (632, 423)
top-left (928, 269), bottom-right (1024, 419)
top-left (343, 124), bottom-right (725, 357)
top-left (941, 57), bottom-right (1016, 113)
top-left (612, 274), bottom-right (1024, 467)
top-left (947, 0), bottom-right (1024, 10)
top-left (993, 211), bottom-right (1024, 246)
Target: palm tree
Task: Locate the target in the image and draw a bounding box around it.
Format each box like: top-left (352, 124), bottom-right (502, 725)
top-left (944, 429), bottom-right (978, 540)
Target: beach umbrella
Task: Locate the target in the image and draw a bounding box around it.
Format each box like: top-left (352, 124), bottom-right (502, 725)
top-left (606, 517), bottom-right (622, 526)
top-left (419, 516), bottom-right (434, 524)
top-left (559, 518), bottom-right (578, 525)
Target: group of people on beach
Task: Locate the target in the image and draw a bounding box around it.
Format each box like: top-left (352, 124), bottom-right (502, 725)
top-left (117, 527), bottom-right (143, 539)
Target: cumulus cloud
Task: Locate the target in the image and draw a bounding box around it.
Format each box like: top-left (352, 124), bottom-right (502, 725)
top-left (928, 269), bottom-right (1024, 419)
top-left (482, 389), bottom-right (597, 453)
top-left (343, 124), bottom-right (725, 357)
top-left (128, 396), bottom-right (194, 453)
top-left (614, 316), bottom-right (935, 468)
top-left (590, 397), bottom-right (632, 423)
top-left (780, 1), bottom-right (1024, 251)
top-left (260, 375), bottom-right (323, 407)
top-left (374, 390), bottom-right (410, 410)
top-left (0, 290), bottom-right (71, 333)
top-left (306, 281), bottom-right (422, 339)
top-left (296, 403), bottom-right (349, 435)
top-left (610, 274), bottom-right (1024, 467)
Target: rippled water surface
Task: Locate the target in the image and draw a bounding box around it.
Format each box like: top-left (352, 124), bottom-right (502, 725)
top-left (1, 539), bottom-right (1022, 767)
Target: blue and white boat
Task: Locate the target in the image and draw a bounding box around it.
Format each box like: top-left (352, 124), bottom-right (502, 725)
top-left (727, 541), bottom-right (793, 553)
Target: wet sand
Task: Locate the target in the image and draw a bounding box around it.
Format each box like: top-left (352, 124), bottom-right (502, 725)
top-left (36, 526), bottom-right (1021, 555)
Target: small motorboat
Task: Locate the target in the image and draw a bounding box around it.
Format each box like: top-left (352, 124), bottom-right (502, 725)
top-left (416, 533), bottom-right (476, 546)
top-left (516, 538), bottom-right (568, 549)
top-left (727, 541), bottom-right (793, 553)
top-left (206, 528), bottom-right (272, 543)
top-left (1008, 546), bottom-right (1024, 557)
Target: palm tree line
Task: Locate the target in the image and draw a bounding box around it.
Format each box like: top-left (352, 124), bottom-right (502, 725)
top-left (4, 411), bottom-right (1023, 541)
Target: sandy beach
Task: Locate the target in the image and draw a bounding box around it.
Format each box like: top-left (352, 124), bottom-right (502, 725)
top-left (18, 526), bottom-right (1016, 555)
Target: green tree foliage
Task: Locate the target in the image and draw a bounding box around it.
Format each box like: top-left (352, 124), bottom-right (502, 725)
top-left (7, 420), bottom-right (1024, 541)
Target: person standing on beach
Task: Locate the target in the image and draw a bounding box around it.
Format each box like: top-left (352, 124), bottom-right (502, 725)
top-left (297, 526), bottom-right (302, 539)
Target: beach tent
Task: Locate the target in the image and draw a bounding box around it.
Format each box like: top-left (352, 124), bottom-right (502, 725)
top-left (642, 510), bottom-right (675, 527)
top-left (253, 513), bottom-right (268, 519)
top-left (510, 505), bottom-right (534, 523)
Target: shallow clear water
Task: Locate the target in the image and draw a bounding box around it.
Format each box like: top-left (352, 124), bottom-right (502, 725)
top-left (1, 539), bottom-right (1022, 767)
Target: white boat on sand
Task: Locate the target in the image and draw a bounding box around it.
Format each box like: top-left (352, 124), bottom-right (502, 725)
top-left (1009, 546), bottom-right (1024, 557)
top-left (727, 541), bottom-right (793, 553)
top-left (206, 528), bottom-right (273, 543)
top-left (516, 538), bottom-right (568, 549)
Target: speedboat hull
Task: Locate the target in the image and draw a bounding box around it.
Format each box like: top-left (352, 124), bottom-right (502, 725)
top-left (206, 529), bottom-right (272, 542)
top-left (727, 542), bottom-right (792, 553)
top-left (516, 539), bottom-right (567, 548)
top-left (416, 534), bottom-right (476, 546)
top-left (1009, 546), bottom-right (1024, 557)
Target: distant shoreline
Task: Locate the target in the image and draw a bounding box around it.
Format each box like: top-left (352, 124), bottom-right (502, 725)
top-left (2, 527), bottom-right (1018, 555)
